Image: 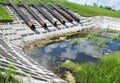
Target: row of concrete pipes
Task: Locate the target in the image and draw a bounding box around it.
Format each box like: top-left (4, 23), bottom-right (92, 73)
top-left (9, 0), bottom-right (80, 30)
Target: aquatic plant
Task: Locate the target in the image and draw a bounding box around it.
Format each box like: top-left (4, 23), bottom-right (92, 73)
top-left (106, 28), bottom-right (119, 33)
top-left (61, 51), bottom-right (120, 83)
top-left (87, 32), bottom-right (107, 47)
top-left (87, 32), bottom-right (97, 39)
top-left (70, 38), bottom-right (79, 46)
top-left (96, 38), bottom-right (106, 47)
top-left (111, 33), bottom-right (120, 41)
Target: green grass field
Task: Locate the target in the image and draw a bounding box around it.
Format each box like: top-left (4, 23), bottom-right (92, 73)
top-left (0, 0), bottom-right (120, 21)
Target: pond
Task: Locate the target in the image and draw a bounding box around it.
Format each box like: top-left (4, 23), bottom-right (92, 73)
top-left (27, 37), bottom-right (120, 70)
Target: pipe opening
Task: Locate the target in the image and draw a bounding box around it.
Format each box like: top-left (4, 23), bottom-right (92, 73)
top-left (76, 19), bottom-right (80, 22)
top-left (31, 24), bottom-right (36, 30)
top-left (44, 23), bottom-right (47, 28)
top-left (54, 21), bottom-right (57, 26)
top-left (62, 20), bottom-right (66, 25)
top-left (70, 19), bottom-right (73, 22)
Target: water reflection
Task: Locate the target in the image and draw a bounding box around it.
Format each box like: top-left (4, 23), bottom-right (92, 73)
top-left (27, 38), bottom-right (119, 69)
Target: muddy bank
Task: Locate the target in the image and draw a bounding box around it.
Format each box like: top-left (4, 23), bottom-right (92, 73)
top-left (23, 31), bottom-right (88, 52)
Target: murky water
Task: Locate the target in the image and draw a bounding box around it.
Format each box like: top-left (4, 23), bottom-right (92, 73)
top-left (27, 38), bottom-right (120, 69)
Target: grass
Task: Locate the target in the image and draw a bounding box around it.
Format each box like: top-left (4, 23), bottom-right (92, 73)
top-left (42, 0), bottom-right (120, 18)
top-left (61, 51), bottom-right (120, 83)
top-left (111, 33), bottom-right (120, 41)
top-left (70, 38), bottom-right (79, 46)
top-left (0, 5), bottom-right (12, 22)
top-left (87, 32), bottom-right (108, 47)
top-left (0, 0), bottom-right (120, 18)
top-left (106, 28), bottom-right (120, 33)
top-left (0, 0), bottom-right (9, 4)
top-left (0, 0), bottom-right (20, 4)
top-left (0, 64), bottom-right (21, 83)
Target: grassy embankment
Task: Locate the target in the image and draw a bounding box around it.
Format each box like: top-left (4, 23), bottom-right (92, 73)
top-left (43, 0), bottom-right (120, 18)
top-left (61, 51), bottom-right (120, 83)
top-left (0, 0), bottom-right (120, 22)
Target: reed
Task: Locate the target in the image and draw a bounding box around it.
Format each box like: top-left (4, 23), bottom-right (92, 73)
top-left (61, 51), bottom-right (120, 83)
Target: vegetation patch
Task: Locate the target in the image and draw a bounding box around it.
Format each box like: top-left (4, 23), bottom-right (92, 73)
top-left (87, 28), bottom-right (120, 47)
top-left (70, 38), bottom-right (79, 46)
top-left (59, 51), bottom-right (120, 83)
top-left (87, 32), bottom-right (108, 47)
top-left (0, 64), bottom-right (21, 83)
top-left (0, 5), bottom-right (12, 22)
top-left (111, 33), bottom-right (120, 41)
